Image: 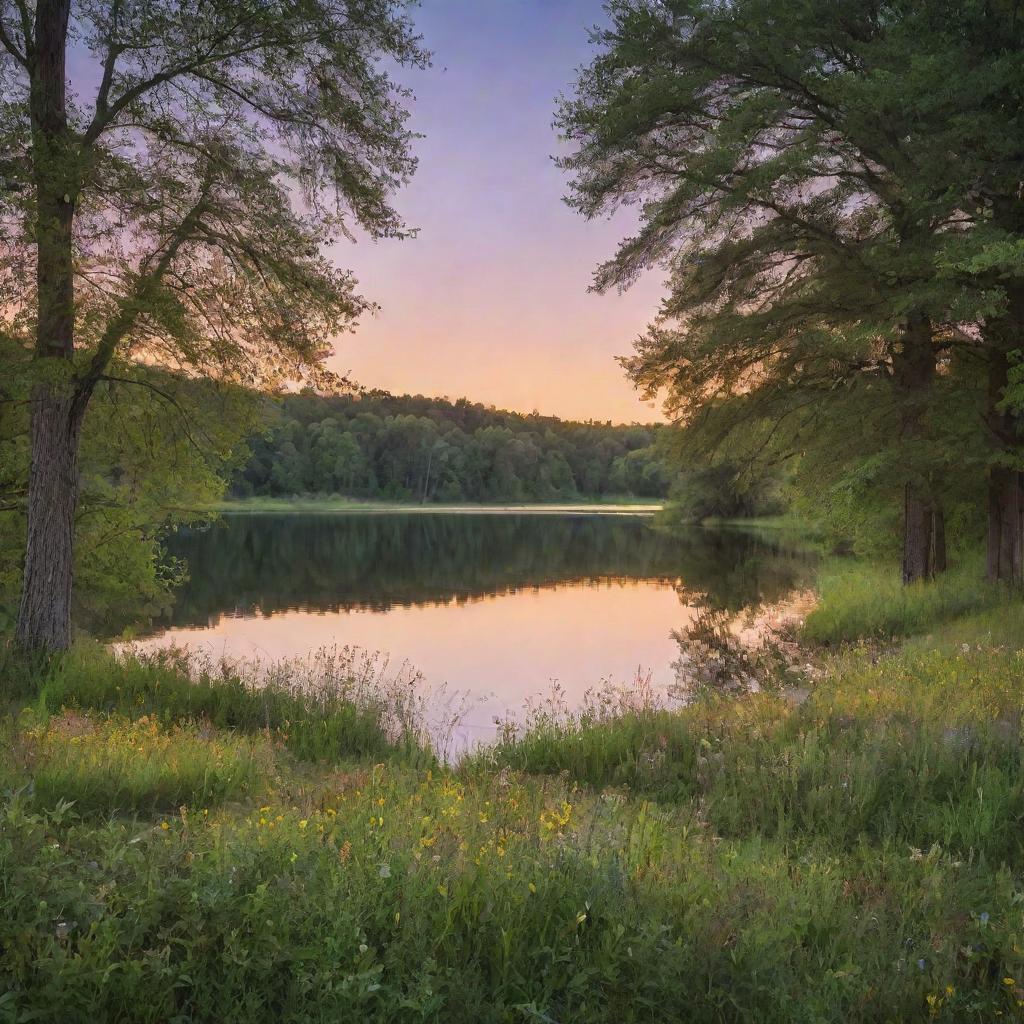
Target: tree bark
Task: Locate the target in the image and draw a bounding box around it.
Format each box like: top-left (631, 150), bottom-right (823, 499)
top-left (16, 0), bottom-right (83, 650)
top-left (16, 388), bottom-right (87, 650)
top-left (894, 312), bottom-right (945, 583)
top-left (902, 485), bottom-right (945, 584)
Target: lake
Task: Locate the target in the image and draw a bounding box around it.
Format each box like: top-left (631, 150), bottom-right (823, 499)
top-left (130, 511), bottom-right (814, 747)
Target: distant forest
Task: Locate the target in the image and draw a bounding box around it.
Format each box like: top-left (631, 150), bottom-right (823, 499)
top-left (232, 391), bottom-right (671, 502)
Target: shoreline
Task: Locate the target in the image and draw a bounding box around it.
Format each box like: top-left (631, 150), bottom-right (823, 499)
top-left (210, 498), bottom-right (665, 516)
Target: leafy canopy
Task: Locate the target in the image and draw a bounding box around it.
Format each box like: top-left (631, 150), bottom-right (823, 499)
top-left (0, 0), bottom-right (428, 386)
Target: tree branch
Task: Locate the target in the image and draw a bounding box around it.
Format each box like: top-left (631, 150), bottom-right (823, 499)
top-left (0, 11), bottom-right (28, 67)
top-left (76, 191), bottom-right (209, 393)
top-left (97, 374), bottom-right (215, 454)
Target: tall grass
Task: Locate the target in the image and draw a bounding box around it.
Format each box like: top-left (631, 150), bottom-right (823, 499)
top-left (14, 711), bottom-right (265, 815)
top-left (14, 643), bottom-right (435, 765)
top-left (801, 557), bottom-right (1009, 644)
top-left (3, 751), bottom-right (1024, 1022)
top-left (479, 644), bottom-right (1024, 860)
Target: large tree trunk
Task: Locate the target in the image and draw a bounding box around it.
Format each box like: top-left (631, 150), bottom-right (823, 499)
top-left (16, 387), bottom-right (86, 650)
top-left (16, 0), bottom-right (83, 650)
top-left (894, 312), bottom-right (945, 583)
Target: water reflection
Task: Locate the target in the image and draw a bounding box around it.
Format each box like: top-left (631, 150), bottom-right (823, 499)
top-left (152, 512), bottom-right (811, 626)
top-left (132, 513), bottom-right (815, 743)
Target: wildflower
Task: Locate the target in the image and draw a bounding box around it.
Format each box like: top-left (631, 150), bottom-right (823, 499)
top-left (160, 821), bottom-right (170, 831)
top-left (1004, 978), bottom-right (1016, 986)
top-left (298, 820), bottom-right (308, 830)
top-left (528, 883), bottom-right (537, 894)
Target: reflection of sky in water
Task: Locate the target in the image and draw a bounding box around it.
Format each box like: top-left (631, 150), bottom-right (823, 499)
top-left (132, 579), bottom-right (694, 750)
top-left (123, 513), bottom-right (815, 752)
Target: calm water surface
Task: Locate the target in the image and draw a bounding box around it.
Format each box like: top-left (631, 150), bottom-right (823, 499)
top-left (132, 512), bottom-right (813, 744)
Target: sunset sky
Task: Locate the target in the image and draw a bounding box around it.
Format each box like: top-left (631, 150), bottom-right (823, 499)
top-left (329, 0), bottom-right (667, 424)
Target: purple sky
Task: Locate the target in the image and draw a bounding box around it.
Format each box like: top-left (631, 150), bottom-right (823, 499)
top-left (328, 0), bottom-right (666, 423)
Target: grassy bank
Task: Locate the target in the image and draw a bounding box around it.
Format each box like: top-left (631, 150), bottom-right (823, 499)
top-left (802, 557), bottom-right (1019, 644)
top-left (3, 567), bottom-right (1024, 1021)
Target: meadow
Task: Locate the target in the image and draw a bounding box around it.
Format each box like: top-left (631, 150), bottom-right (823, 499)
top-left (3, 563), bottom-right (1024, 1022)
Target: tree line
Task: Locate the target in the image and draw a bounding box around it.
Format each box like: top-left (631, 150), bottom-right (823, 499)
top-left (560, 0), bottom-right (1024, 583)
top-left (232, 391), bottom-right (671, 502)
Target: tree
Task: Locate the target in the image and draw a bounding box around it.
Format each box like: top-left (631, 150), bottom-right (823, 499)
top-left (558, 0), bottom-right (1022, 581)
top-left (1, 334), bottom-right (255, 633)
top-left (0, 0), bottom-right (427, 649)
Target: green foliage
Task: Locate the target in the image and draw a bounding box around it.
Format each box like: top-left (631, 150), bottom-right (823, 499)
top-left (558, 0), bottom-right (1024, 559)
top-left (13, 711), bottom-right (265, 816)
top-left (233, 390), bottom-right (672, 503)
top-left (668, 462), bottom-right (788, 522)
top-left (803, 558), bottom-right (1011, 644)
top-left (0, 0), bottom-right (429, 381)
top-left (481, 643), bottom-right (1024, 858)
top-left (0, 345), bottom-right (257, 634)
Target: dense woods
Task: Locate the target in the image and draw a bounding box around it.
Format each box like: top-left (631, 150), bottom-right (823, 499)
top-left (232, 391), bottom-right (671, 502)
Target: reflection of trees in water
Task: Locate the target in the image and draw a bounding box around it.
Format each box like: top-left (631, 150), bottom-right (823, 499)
top-left (143, 514), bottom-right (816, 632)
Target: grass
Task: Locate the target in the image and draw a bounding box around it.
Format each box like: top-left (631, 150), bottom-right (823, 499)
top-left (477, 644), bottom-right (1024, 857)
top-left (3, 566), bottom-right (1024, 1021)
top-left (5, 643), bottom-right (432, 765)
top-left (9, 711), bottom-right (266, 815)
top-left (801, 556), bottom-right (1012, 644)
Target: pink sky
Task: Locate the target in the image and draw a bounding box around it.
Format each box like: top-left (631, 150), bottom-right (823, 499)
top-left (327, 1), bottom-right (666, 424)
